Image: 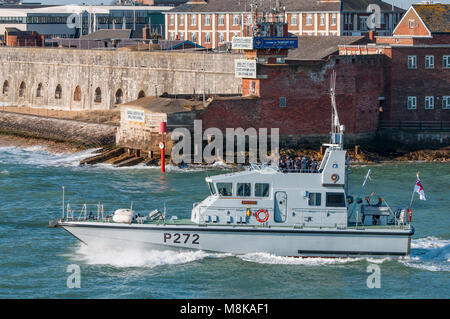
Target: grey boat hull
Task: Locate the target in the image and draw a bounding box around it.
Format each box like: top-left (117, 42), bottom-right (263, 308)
top-left (60, 221), bottom-right (413, 257)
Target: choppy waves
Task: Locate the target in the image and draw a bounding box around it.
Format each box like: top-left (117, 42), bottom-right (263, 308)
top-left (401, 237), bottom-right (450, 272)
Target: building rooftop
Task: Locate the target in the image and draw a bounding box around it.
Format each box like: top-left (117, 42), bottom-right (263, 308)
top-left (412, 3), bottom-right (450, 34)
top-left (287, 36), bottom-right (367, 61)
top-left (81, 29), bottom-right (133, 41)
top-left (169, 0), bottom-right (403, 13)
top-left (121, 96), bottom-right (206, 114)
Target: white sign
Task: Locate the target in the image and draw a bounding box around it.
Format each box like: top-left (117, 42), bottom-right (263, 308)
top-left (232, 37), bottom-right (253, 50)
top-left (235, 59), bottom-right (257, 79)
top-left (126, 109), bottom-right (145, 123)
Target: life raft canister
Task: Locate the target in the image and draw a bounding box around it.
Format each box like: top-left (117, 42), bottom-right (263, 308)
top-left (331, 174), bottom-right (339, 183)
top-left (408, 209), bottom-right (412, 222)
top-left (256, 209), bottom-right (269, 223)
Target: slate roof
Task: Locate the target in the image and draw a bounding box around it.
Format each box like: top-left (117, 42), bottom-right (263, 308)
top-left (169, 0), bottom-right (404, 13)
top-left (81, 29), bottom-right (132, 40)
top-left (412, 4), bottom-right (450, 34)
top-left (287, 35), bottom-right (366, 61)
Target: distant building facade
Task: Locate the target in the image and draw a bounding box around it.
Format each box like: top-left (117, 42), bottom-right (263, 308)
top-left (165, 0), bottom-right (404, 48)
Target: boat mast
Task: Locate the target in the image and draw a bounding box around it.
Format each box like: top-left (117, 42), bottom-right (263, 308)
top-left (329, 71), bottom-right (344, 149)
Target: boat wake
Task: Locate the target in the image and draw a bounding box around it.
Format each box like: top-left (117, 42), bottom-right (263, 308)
top-left (401, 237), bottom-right (450, 272)
top-left (69, 243), bottom-right (231, 268)
top-left (0, 146), bottom-right (100, 167)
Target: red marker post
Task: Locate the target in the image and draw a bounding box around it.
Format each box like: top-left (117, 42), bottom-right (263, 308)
top-left (160, 121), bottom-right (167, 173)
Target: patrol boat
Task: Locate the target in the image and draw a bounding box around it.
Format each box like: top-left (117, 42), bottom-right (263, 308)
top-left (50, 82), bottom-right (414, 258)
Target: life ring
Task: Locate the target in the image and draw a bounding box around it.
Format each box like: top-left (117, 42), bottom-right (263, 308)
top-left (256, 209), bottom-right (269, 223)
top-left (331, 174), bottom-right (339, 183)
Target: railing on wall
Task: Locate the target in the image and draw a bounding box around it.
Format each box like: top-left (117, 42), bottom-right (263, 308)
top-left (379, 120), bottom-right (450, 131)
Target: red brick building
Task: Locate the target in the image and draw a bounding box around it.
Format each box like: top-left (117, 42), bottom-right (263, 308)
top-left (165, 0), bottom-right (404, 48)
top-left (4, 28), bottom-right (44, 47)
top-left (339, 4), bottom-right (450, 125)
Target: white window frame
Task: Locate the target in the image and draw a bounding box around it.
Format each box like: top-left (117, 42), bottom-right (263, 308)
top-left (425, 96), bottom-right (434, 110)
top-left (232, 14), bottom-right (240, 26)
top-left (409, 20), bottom-right (414, 29)
top-left (443, 96), bottom-right (450, 109)
top-left (443, 55), bottom-right (450, 69)
top-left (204, 14), bottom-right (211, 26)
top-left (407, 96), bottom-right (417, 110)
top-left (191, 32), bottom-right (197, 43)
top-left (218, 32), bottom-right (225, 43)
top-left (425, 55), bottom-right (434, 69)
top-left (204, 32), bottom-right (211, 44)
top-left (169, 14), bottom-right (174, 26)
top-left (306, 14), bottom-right (313, 26)
top-left (218, 14), bottom-right (225, 26)
top-left (320, 13), bottom-right (325, 26)
top-left (408, 55), bottom-right (417, 69)
top-left (190, 14), bottom-right (196, 26)
top-left (179, 14), bottom-right (184, 26)
top-left (291, 14), bottom-right (298, 26)
top-left (331, 13), bottom-right (337, 26)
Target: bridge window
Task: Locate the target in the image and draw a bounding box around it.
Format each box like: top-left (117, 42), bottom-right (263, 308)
top-left (115, 88), bottom-right (123, 104)
top-left (308, 192), bottom-right (322, 206)
top-left (207, 182), bottom-right (217, 195)
top-left (326, 192), bottom-right (346, 207)
top-left (2, 80), bottom-right (9, 95)
top-left (237, 183), bottom-right (251, 197)
top-left (19, 81), bottom-right (26, 97)
top-left (36, 83), bottom-right (43, 97)
top-left (255, 183), bottom-right (270, 197)
top-left (74, 86), bottom-right (81, 101)
top-left (55, 84), bottom-right (62, 99)
top-left (217, 183), bottom-right (232, 197)
top-left (138, 90), bottom-right (145, 99)
top-left (94, 87), bottom-right (102, 103)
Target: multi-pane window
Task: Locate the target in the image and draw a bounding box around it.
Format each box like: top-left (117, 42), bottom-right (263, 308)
top-left (443, 96), bottom-right (450, 109)
top-left (204, 14), bottom-right (211, 26)
top-left (255, 183), bottom-right (270, 197)
top-left (360, 16), bottom-right (368, 31)
top-left (218, 14), bottom-right (225, 26)
top-left (218, 32), bottom-right (225, 43)
top-left (291, 14), bottom-right (298, 26)
top-left (320, 13), bottom-right (325, 26)
top-left (408, 55), bottom-right (417, 69)
top-left (204, 32), bottom-right (211, 44)
top-left (306, 13), bottom-right (313, 26)
top-left (409, 20), bottom-right (415, 29)
top-left (169, 14), bottom-right (174, 26)
top-left (425, 96), bottom-right (434, 109)
top-left (331, 13), bottom-right (337, 26)
top-left (232, 14), bottom-right (240, 26)
top-left (443, 55), bottom-right (450, 69)
top-left (179, 14), bottom-right (184, 26)
top-left (191, 32), bottom-right (197, 43)
top-left (407, 96), bottom-right (417, 110)
top-left (237, 183), bottom-right (251, 197)
top-left (190, 14), bottom-right (196, 26)
top-left (280, 97), bottom-right (287, 108)
top-left (425, 55), bottom-right (434, 69)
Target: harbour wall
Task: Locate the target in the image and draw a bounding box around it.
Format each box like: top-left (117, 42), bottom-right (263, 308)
top-left (0, 47), bottom-right (242, 111)
top-left (0, 112), bottom-right (117, 146)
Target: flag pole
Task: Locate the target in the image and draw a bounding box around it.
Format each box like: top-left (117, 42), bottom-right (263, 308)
top-left (409, 171), bottom-right (420, 209)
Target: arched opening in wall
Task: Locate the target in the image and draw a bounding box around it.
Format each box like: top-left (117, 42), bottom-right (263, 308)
top-left (55, 84), bottom-right (62, 99)
top-left (115, 89), bottom-right (123, 105)
top-left (2, 81), bottom-right (9, 95)
top-left (94, 87), bottom-right (102, 103)
top-left (138, 90), bottom-right (145, 99)
top-left (36, 83), bottom-right (43, 97)
top-left (74, 86), bottom-right (81, 101)
top-left (19, 82), bottom-right (26, 97)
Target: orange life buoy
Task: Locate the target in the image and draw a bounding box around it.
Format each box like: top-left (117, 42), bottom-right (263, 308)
top-left (256, 209), bottom-right (269, 223)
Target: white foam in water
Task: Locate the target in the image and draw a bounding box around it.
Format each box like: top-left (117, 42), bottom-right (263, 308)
top-left (71, 243), bottom-right (230, 268)
top-left (238, 252), bottom-right (362, 266)
top-left (400, 237), bottom-right (450, 272)
top-left (0, 146), bottom-right (100, 167)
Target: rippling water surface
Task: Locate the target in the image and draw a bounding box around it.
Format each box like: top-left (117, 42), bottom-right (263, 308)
top-left (0, 146), bottom-right (448, 298)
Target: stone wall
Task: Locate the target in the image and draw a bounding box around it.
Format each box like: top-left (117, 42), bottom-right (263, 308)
top-left (0, 47), bottom-right (242, 111)
top-left (0, 112), bottom-right (117, 146)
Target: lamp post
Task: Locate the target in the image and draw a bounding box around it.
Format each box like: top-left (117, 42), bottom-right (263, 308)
top-left (160, 121), bottom-right (167, 173)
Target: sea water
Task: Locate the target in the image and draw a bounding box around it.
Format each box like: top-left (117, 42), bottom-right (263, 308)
top-left (0, 146), bottom-right (448, 298)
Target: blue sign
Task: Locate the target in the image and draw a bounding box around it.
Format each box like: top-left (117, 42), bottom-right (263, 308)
top-left (253, 37), bottom-right (298, 49)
